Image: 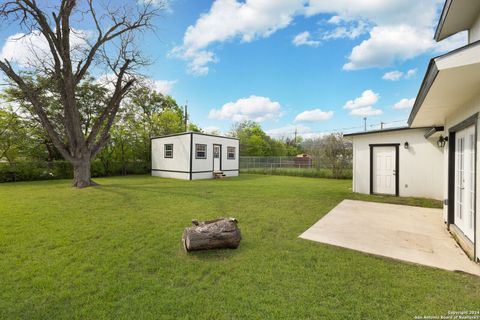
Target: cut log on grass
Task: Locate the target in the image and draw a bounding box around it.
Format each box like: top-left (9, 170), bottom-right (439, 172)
top-left (183, 218), bottom-right (241, 252)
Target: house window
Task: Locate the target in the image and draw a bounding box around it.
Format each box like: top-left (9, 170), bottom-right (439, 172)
top-left (196, 144), bottom-right (207, 159)
top-left (227, 146), bottom-right (236, 160)
top-left (164, 144), bottom-right (173, 158)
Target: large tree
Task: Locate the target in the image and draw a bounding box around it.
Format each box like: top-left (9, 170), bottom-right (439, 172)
top-left (0, 0), bottom-right (163, 187)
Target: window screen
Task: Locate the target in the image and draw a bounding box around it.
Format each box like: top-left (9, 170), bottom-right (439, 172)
top-left (227, 146), bottom-right (236, 160)
top-left (164, 144), bottom-right (173, 158)
top-left (196, 144), bottom-right (207, 159)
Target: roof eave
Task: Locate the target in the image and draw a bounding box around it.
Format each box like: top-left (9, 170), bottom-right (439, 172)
top-left (408, 40), bottom-right (480, 126)
top-left (434, 0), bottom-right (453, 42)
top-left (408, 59), bottom-right (439, 126)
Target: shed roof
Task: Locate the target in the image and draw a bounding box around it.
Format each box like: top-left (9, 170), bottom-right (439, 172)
top-left (150, 131), bottom-right (239, 141)
top-left (343, 127), bottom-right (414, 137)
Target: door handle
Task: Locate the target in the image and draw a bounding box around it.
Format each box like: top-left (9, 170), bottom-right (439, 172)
top-left (393, 170), bottom-right (396, 176)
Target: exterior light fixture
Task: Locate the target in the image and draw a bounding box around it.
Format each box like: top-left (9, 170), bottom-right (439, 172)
top-left (404, 142), bottom-right (409, 149)
top-left (437, 135), bottom-right (448, 148)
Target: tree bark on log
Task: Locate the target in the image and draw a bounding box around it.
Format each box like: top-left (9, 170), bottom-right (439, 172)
top-left (182, 218), bottom-right (241, 252)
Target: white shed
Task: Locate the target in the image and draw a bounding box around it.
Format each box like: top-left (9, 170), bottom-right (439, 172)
top-left (344, 127), bottom-right (444, 200)
top-left (151, 132), bottom-right (240, 180)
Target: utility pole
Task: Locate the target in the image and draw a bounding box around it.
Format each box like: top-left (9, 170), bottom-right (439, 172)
top-left (184, 100), bottom-right (188, 132)
top-left (294, 127), bottom-right (297, 144)
top-left (363, 117), bottom-right (367, 132)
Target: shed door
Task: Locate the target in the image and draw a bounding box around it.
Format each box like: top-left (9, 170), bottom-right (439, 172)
top-left (213, 145), bottom-right (221, 171)
top-left (372, 146), bottom-right (396, 195)
top-left (454, 125), bottom-right (475, 241)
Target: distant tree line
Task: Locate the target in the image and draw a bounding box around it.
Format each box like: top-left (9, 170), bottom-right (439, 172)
top-left (0, 80), bottom-right (351, 181)
top-left (0, 81), bottom-right (200, 181)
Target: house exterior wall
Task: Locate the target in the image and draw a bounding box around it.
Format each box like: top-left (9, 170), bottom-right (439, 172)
top-left (151, 134), bottom-right (191, 180)
top-left (469, 13), bottom-right (480, 43)
top-left (443, 91), bottom-right (480, 260)
top-left (351, 129), bottom-right (444, 200)
top-left (191, 134), bottom-right (239, 180)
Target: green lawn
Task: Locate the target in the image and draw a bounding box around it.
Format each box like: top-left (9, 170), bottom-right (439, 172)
top-left (0, 175), bottom-right (478, 319)
top-left (240, 167), bottom-right (352, 179)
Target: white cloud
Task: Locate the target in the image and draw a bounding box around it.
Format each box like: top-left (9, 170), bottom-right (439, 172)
top-left (0, 30), bottom-right (90, 68)
top-left (382, 70), bottom-right (403, 81)
top-left (266, 124), bottom-right (312, 139)
top-left (327, 15), bottom-right (343, 24)
top-left (433, 31), bottom-right (468, 53)
top-left (383, 68), bottom-right (417, 81)
top-left (294, 108), bottom-right (333, 122)
top-left (138, 0), bottom-right (168, 8)
top-left (292, 31), bottom-right (320, 47)
top-left (306, 1), bottom-right (438, 26)
top-left (349, 106), bottom-right (382, 117)
top-left (173, 0), bottom-right (466, 75)
top-left (309, 0), bottom-right (466, 71)
top-left (343, 90), bottom-right (379, 109)
top-left (97, 75), bottom-right (172, 95)
top-left (266, 124), bottom-right (330, 139)
top-left (151, 80), bottom-right (177, 95)
top-left (405, 68), bottom-right (417, 79)
top-left (209, 95), bottom-right (283, 122)
top-left (343, 90), bottom-right (382, 117)
top-left (170, 0), bottom-right (303, 75)
top-left (95, 73), bottom-right (135, 92)
top-left (343, 25), bottom-right (434, 70)
top-left (203, 126), bottom-right (221, 134)
top-left (322, 20), bottom-right (368, 40)
top-left (393, 98), bottom-right (415, 110)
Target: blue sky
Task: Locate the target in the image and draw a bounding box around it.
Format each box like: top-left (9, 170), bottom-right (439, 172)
top-left (0, 0), bottom-right (468, 138)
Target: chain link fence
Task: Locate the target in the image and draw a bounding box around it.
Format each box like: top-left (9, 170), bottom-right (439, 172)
top-left (239, 156), bottom-right (352, 179)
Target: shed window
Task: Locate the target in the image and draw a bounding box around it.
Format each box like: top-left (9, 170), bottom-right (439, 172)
top-left (196, 144), bottom-right (207, 159)
top-left (227, 147), bottom-right (236, 160)
top-left (164, 144), bottom-right (173, 158)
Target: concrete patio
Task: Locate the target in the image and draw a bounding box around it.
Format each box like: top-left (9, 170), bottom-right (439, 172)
top-left (300, 200), bottom-right (480, 276)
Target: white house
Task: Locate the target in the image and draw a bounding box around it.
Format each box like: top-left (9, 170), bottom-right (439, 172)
top-left (151, 132), bottom-right (239, 180)
top-left (348, 0), bottom-right (480, 262)
top-left (345, 127), bottom-right (444, 200)
top-left (408, 0), bottom-right (480, 261)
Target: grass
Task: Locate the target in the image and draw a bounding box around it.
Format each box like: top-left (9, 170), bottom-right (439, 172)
top-left (240, 167), bottom-right (352, 179)
top-left (0, 174), bottom-right (477, 319)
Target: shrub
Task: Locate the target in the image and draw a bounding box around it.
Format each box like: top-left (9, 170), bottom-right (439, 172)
top-left (0, 160), bottom-right (150, 183)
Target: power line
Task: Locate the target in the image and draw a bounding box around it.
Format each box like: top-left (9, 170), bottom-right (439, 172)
top-left (268, 118), bottom-right (408, 139)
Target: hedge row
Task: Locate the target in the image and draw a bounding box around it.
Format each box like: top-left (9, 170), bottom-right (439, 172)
top-left (0, 160), bottom-right (149, 183)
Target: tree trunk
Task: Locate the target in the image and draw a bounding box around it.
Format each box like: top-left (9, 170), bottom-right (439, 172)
top-left (182, 218), bottom-right (241, 252)
top-left (73, 158), bottom-right (97, 188)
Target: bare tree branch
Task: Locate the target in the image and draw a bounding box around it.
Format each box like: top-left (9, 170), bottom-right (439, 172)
top-left (0, 0), bottom-right (163, 187)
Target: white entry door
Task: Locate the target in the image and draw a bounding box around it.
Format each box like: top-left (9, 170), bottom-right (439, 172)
top-left (455, 125), bottom-right (475, 241)
top-left (213, 145), bottom-right (221, 171)
top-left (372, 146), bottom-right (396, 195)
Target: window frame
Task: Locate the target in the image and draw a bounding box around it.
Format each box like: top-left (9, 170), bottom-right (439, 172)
top-left (195, 144), bottom-right (207, 159)
top-left (164, 144), bottom-right (173, 158)
top-left (227, 146), bottom-right (236, 160)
